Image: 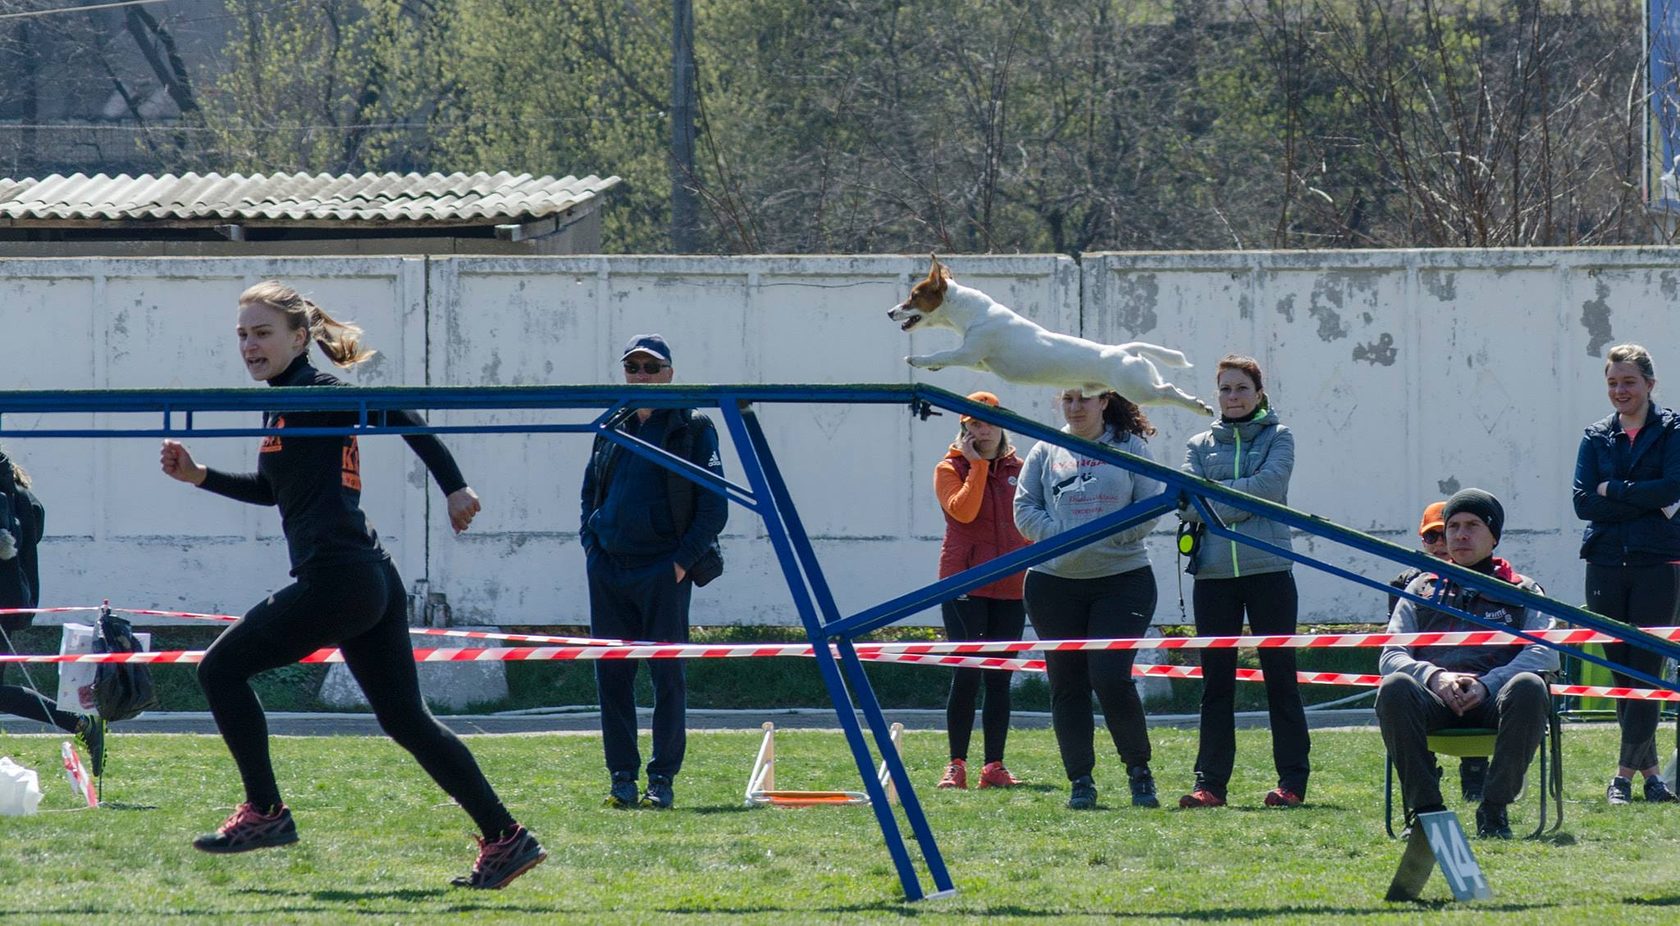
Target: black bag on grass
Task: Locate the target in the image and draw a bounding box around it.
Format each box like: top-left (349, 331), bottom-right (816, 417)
top-left (93, 608), bottom-right (160, 722)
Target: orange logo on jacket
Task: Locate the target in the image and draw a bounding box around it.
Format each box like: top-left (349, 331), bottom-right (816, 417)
top-left (260, 416), bottom-right (285, 453)
top-left (341, 437), bottom-right (362, 491)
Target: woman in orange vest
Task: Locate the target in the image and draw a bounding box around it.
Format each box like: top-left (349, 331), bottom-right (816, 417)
top-left (932, 391), bottom-right (1030, 790)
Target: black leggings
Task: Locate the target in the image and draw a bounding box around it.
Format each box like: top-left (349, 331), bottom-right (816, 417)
top-left (197, 559), bottom-right (515, 837)
top-left (0, 623), bottom-right (81, 733)
top-left (1584, 562), bottom-right (1680, 771)
top-left (1192, 570), bottom-right (1310, 798)
top-left (940, 596), bottom-right (1025, 764)
top-left (1024, 567), bottom-right (1156, 781)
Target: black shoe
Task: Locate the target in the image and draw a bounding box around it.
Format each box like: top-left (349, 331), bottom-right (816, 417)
top-left (1459, 758), bottom-right (1487, 803)
top-left (605, 773), bottom-right (638, 809)
top-left (192, 803), bottom-right (299, 853)
top-left (452, 824), bottom-right (547, 890)
top-left (1644, 775), bottom-right (1680, 804)
top-left (640, 774), bottom-right (674, 810)
top-left (75, 716), bottom-right (105, 779)
top-left (1607, 776), bottom-right (1634, 806)
top-left (1474, 801), bottom-right (1512, 839)
top-left (1127, 765), bottom-right (1159, 808)
top-left (1067, 775), bottom-right (1097, 810)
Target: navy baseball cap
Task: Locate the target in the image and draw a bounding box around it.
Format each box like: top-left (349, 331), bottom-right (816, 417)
top-left (620, 333), bottom-right (672, 364)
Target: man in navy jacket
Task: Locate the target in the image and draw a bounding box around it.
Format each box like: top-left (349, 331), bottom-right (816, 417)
top-left (581, 334), bottom-right (727, 810)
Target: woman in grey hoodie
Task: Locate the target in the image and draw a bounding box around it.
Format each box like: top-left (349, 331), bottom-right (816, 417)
top-left (1014, 389), bottom-right (1162, 811)
top-left (1177, 354), bottom-right (1309, 809)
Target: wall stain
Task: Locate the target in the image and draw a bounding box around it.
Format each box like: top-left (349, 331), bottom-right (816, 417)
top-left (1113, 274), bottom-right (1160, 335)
top-left (1308, 276), bottom-right (1349, 342)
top-left (1580, 279), bottom-right (1614, 357)
top-left (1661, 271), bottom-right (1679, 301)
top-left (481, 349), bottom-right (502, 385)
top-left (1423, 271), bottom-right (1457, 303)
top-left (1437, 476), bottom-right (1461, 495)
top-left (1275, 293), bottom-right (1296, 323)
top-left (1352, 333), bottom-right (1398, 366)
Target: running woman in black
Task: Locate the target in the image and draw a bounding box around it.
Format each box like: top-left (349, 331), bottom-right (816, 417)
top-left (159, 280), bottom-right (545, 889)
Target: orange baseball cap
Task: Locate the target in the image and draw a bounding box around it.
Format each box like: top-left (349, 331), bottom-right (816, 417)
top-left (961, 391), bottom-right (1000, 424)
top-left (1418, 501), bottom-right (1446, 536)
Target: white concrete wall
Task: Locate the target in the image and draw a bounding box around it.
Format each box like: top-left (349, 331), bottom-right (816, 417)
top-left (4, 249), bottom-right (1677, 627)
top-left (0, 258), bottom-right (430, 621)
top-left (425, 255), bottom-right (1078, 627)
top-left (1084, 248), bottom-right (1680, 623)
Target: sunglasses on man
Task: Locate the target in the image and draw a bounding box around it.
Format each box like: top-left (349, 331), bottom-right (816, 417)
top-left (1421, 528), bottom-right (1444, 544)
top-left (623, 360), bottom-right (668, 375)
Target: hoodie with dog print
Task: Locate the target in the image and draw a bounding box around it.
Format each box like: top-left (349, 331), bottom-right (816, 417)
top-left (1013, 428), bottom-right (1160, 580)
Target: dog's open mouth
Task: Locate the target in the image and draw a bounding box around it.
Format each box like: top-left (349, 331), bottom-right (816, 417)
top-left (899, 315), bottom-right (921, 332)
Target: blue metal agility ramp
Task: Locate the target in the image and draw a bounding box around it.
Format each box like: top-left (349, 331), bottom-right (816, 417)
top-left (2, 382), bottom-right (1677, 901)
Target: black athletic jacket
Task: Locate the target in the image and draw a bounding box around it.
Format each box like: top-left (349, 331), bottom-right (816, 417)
top-left (199, 354), bottom-right (466, 575)
top-left (0, 453), bottom-right (44, 633)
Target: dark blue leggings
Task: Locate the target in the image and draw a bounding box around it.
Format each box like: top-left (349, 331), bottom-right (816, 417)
top-left (197, 559), bottom-right (514, 837)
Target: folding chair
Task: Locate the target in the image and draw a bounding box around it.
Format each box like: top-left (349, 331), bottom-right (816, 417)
top-left (1384, 709), bottom-right (1564, 839)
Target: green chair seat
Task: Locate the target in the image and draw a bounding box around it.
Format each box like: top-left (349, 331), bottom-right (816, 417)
top-left (1426, 728), bottom-right (1497, 758)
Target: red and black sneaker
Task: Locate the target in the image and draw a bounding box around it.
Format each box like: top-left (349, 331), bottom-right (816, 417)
top-left (192, 803), bottom-right (299, 854)
top-left (452, 825), bottom-right (547, 890)
top-left (1263, 787), bottom-right (1304, 808)
top-left (1177, 787), bottom-right (1227, 809)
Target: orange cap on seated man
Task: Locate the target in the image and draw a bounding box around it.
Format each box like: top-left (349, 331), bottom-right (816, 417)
top-left (1418, 501), bottom-right (1446, 537)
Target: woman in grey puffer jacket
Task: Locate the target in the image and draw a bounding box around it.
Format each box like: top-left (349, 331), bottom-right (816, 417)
top-left (1176, 355), bottom-right (1310, 810)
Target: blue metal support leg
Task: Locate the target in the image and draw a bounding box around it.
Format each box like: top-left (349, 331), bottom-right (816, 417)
top-left (720, 400), bottom-right (938, 901)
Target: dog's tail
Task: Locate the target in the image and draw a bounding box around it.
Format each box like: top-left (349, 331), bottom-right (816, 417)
top-left (1116, 342), bottom-right (1193, 368)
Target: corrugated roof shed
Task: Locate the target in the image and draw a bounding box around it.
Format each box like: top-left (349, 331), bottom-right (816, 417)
top-left (0, 171), bottom-right (621, 228)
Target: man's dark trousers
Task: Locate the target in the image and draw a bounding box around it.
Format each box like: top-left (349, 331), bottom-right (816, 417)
top-left (588, 552), bottom-right (693, 779)
top-left (1376, 671), bottom-right (1549, 811)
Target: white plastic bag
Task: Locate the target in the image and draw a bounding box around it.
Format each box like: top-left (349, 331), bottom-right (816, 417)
top-left (56, 622), bottom-right (98, 714)
top-left (0, 756), bottom-right (42, 816)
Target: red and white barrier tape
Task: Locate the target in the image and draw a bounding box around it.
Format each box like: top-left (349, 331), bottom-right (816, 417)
top-left (14, 605), bottom-right (1679, 655)
top-left (7, 641), bottom-right (1676, 702)
top-left (0, 606), bottom-right (639, 649)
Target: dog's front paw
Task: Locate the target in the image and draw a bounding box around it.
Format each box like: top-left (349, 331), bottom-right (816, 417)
top-left (905, 355), bottom-right (939, 370)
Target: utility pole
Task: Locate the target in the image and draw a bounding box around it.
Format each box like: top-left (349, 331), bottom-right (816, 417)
top-left (670, 0), bottom-right (698, 252)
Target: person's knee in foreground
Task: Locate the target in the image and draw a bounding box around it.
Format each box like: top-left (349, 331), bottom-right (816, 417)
top-left (1014, 389), bottom-right (1163, 810)
top-left (933, 391), bottom-right (1029, 791)
top-left (1573, 343), bottom-right (1680, 806)
top-left (1376, 488), bottom-right (1559, 839)
top-left (1389, 500), bottom-right (1488, 803)
top-left (580, 334), bottom-right (728, 810)
top-left (1177, 355), bottom-right (1309, 809)
top-left (161, 280), bottom-right (543, 888)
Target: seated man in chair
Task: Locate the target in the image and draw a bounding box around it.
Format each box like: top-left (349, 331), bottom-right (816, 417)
top-left (1377, 488), bottom-right (1558, 839)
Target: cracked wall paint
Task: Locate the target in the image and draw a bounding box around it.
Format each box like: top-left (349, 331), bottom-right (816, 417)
top-left (1352, 333), bottom-right (1397, 366)
top-left (1308, 275), bottom-right (1351, 342)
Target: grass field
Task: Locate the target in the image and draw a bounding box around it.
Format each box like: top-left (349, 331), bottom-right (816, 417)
top-left (0, 724), bottom-right (1675, 924)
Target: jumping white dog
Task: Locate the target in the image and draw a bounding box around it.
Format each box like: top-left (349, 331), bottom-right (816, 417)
top-left (887, 257), bottom-right (1213, 415)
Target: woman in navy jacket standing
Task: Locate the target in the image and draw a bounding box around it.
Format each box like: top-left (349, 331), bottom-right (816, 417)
top-left (1573, 343), bottom-right (1680, 806)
